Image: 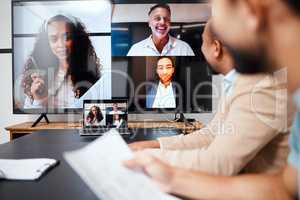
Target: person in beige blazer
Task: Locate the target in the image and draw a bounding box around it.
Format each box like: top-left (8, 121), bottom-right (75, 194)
top-left (129, 21), bottom-right (295, 176)
top-left (124, 1), bottom-right (300, 199)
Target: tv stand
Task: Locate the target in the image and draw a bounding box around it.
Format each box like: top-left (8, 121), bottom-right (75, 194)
top-left (174, 112), bottom-right (196, 123)
top-left (32, 113), bottom-right (50, 127)
top-left (5, 121), bottom-right (204, 141)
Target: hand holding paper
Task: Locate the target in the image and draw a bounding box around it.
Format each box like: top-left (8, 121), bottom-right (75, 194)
top-left (123, 152), bottom-right (176, 193)
top-left (63, 129), bottom-right (181, 200)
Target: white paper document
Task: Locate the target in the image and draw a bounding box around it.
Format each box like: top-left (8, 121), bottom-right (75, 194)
top-left (0, 158), bottom-right (58, 180)
top-left (63, 129), bottom-right (181, 200)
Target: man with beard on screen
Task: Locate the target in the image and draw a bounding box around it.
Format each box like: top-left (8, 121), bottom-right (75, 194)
top-left (124, 0), bottom-right (300, 199)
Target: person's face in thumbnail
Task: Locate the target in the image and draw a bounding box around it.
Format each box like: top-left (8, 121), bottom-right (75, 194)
top-left (211, 0), bottom-right (273, 74)
top-left (112, 103), bottom-right (118, 111)
top-left (114, 114), bottom-right (120, 121)
top-left (91, 106), bottom-right (98, 116)
top-left (156, 57), bottom-right (175, 86)
top-left (47, 20), bottom-right (73, 62)
top-left (149, 8), bottom-right (171, 40)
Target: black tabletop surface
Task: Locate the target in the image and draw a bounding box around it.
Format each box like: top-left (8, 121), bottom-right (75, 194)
top-left (0, 128), bottom-right (180, 200)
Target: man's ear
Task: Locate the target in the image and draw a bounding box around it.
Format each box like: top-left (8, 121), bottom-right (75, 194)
top-left (213, 40), bottom-right (222, 59)
top-left (241, 0), bottom-right (269, 32)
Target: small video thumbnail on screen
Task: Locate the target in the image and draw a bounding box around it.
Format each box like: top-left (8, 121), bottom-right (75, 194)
top-left (84, 102), bottom-right (127, 128)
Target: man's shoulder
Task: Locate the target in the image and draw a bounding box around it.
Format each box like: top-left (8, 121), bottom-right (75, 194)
top-left (227, 73), bottom-right (288, 105)
top-left (173, 37), bottom-right (190, 47)
top-left (235, 73), bottom-right (282, 90)
top-left (132, 38), bottom-right (150, 47)
top-left (127, 38), bottom-right (150, 55)
top-left (170, 36), bottom-right (194, 55)
top-left (147, 82), bottom-right (159, 92)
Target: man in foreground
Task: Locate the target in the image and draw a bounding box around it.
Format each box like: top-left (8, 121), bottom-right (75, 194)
top-left (129, 21), bottom-right (293, 176)
top-left (125, 0), bottom-right (300, 199)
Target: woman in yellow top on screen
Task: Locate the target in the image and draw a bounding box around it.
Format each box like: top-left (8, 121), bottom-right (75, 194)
top-left (21, 14), bottom-right (101, 109)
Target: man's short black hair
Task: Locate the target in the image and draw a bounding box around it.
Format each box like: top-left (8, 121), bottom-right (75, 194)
top-left (148, 4), bottom-right (171, 16)
top-left (287, 0), bottom-right (300, 14)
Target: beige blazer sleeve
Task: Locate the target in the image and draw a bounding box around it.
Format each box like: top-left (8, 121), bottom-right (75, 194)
top-left (145, 75), bottom-right (290, 176)
top-left (158, 118), bottom-right (219, 150)
top-left (158, 130), bottom-right (215, 150)
top-left (158, 97), bottom-right (227, 150)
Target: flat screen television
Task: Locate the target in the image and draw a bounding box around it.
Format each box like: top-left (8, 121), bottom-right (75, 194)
top-left (12, 0), bottom-right (212, 116)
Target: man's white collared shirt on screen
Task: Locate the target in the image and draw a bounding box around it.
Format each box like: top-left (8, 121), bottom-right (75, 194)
top-left (127, 35), bottom-right (195, 56)
top-left (152, 81), bottom-right (176, 108)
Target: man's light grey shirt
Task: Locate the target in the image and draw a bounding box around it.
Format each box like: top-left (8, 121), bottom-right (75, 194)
top-left (127, 35), bottom-right (195, 56)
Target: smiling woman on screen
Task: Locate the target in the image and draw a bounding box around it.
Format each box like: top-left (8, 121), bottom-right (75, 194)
top-left (21, 14), bottom-right (102, 109)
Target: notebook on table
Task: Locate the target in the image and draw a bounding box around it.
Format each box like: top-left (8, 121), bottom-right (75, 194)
top-left (80, 99), bottom-right (128, 136)
top-left (0, 158), bottom-right (58, 180)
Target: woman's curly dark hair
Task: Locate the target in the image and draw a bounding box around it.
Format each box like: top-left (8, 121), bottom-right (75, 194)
top-left (87, 105), bottom-right (103, 124)
top-left (287, 0), bottom-right (300, 15)
top-left (21, 14), bottom-right (101, 99)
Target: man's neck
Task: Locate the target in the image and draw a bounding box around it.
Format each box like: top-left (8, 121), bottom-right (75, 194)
top-left (222, 67), bottom-right (235, 76)
top-left (152, 35), bottom-right (169, 53)
top-left (160, 80), bottom-right (171, 88)
top-left (218, 56), bottom-right (235, 76)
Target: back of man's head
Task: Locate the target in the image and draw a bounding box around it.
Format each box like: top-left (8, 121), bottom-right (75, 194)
top-left (203, 21), bottom-right (216, 43)
top-left (202, 21), bottom-right (234, 75)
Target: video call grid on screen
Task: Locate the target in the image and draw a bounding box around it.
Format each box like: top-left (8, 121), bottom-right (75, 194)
top-left (12, 0), bottom-right (212, 114)
top-left (111, 1), bottom-right (212, 113)
top-left (83, 100), bottom-right (128, 128)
